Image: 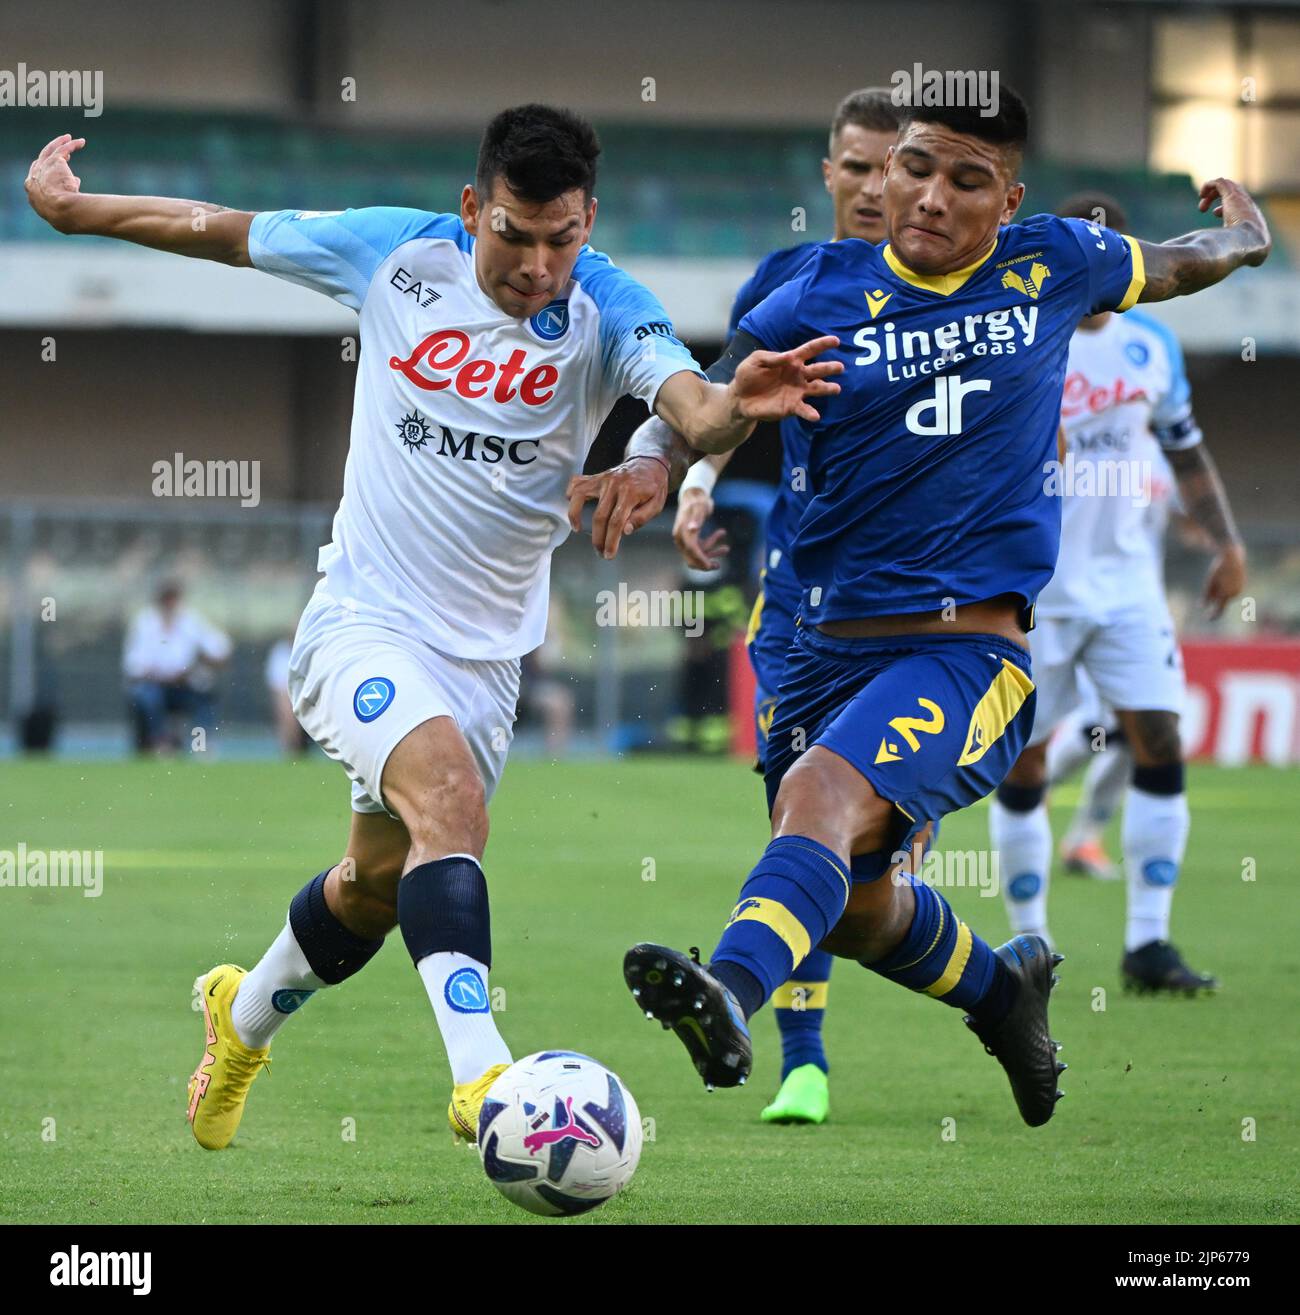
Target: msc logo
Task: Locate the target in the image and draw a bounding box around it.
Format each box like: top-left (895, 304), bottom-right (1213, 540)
top-left (529, 299), bottom-right (570, 341)
top-left (905, 374), bottom-right (991, 436)
top-left (444, 967), bottom-right (490, 1013)
top-left (353, 677), bottom-right (395, 723)
top-left (875, 698), bottom-right (945, 764)
top-left (1000, 261), bottom-right (1051, 299)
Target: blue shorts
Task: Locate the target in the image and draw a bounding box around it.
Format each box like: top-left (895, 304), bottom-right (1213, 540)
top-left (746, 588), bottom-right (797, 770)
top-left (763, 629), bottom-right (1036, 879)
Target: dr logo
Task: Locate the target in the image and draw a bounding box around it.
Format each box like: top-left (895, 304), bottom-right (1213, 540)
top-left (445, 968), bottom-right (490, 1013)
top-left (905, 375), bottom-right (991, 436)
top-left (353, 677), bottom-right (395, 723)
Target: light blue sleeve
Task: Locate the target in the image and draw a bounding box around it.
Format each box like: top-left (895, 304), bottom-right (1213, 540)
top-left (1129, 310), bottom-right (1203, 450)
top-left (573, 247), bottom-right (704, 406)
top-left (248, 207), bottom-right (467, 311)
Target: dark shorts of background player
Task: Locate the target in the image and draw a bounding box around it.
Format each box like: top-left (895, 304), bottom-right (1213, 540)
top-left (762, 628), bottom-right (1036, 881)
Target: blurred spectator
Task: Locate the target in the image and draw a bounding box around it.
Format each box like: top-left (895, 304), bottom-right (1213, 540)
top-left (123, 580), bottom-right (231, 753)
top-left (265, 629), bottom-right (309, 754)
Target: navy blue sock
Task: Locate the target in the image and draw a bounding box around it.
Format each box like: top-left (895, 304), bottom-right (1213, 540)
top-left (710, 835), bottom-right (850, 1019)
top-left (863, 876), bottom-right (1018, 1026)
top-left (397, 856), bottom-right (492, 967)
top-left (772, 947), bottom-right (833, 1078)
top-left (288, 871), bottom-right (384, 985)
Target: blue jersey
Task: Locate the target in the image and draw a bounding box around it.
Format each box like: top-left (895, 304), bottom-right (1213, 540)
top-left (728, 242), bottom-right (818, 624)
top-left (739, 213), bottom-right (1145, 625)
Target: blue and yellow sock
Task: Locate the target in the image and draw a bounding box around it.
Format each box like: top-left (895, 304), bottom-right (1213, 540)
top-left (864, 875), bottom-right (1017, 1024)
top-left (771, 948), bottom-right (833, 1079)
top-left (710, 836), bottom-right (850, 1020)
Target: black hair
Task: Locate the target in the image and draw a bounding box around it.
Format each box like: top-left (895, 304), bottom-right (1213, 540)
top-left (899, 82), bottom-right (1029, 167)
top-left (1056, 191), bottom-right (1129, 233)
top-left (829, 87), bottom-right (904, 152)
top-left (475, 103), bottom-right (601, 204)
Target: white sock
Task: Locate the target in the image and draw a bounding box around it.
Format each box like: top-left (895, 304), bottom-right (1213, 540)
top-left (1064, 746), bottom-right (1131, 850)
top-left (416, 951), bottom-right (512, 1085)
top-left (991, 798), bottom-right (1053, 942)
top-left (231, 919), bottom-right (326, 1048)
top-left (1122, 785), bottom-right (1190, 951)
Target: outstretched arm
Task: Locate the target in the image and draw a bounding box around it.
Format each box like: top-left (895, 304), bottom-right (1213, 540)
top-left (25, 134), bottom-right (253, 266)
top-left (652, 331), bottom-right (841, 454)
top-left (1165, 443), bottom-right (1246, 618)
top-left (565, 330), bottom-right (824, 559)
top-left (1137, 178), bottom-right (1270, 303)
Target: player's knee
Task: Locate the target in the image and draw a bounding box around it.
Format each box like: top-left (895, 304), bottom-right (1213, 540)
top-left (772, 747), bottom-right (891, 853)
top-left (403, 764), bottom-right (489, 857)
top-left (1128, 710), bottom-right (1182, 767)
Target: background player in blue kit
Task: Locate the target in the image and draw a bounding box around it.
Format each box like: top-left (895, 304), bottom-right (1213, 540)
top-left (623, 87), bottom-right (1271, 1127)
top-left (671, 87), bottom-right (905, 1126)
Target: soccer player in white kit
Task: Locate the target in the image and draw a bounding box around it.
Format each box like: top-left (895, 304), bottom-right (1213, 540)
top-left (25, 107), bottom-right (843, 1150)
top-left (989, 194), bottom-right (1245, 994)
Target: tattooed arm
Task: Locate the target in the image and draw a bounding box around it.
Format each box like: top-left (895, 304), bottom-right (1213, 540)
top-left (1137, 178), bottom-right (1270, 303)
top-left (26, 134), bottom-right (254, 266)
top-left (1165, 443), bottom-right (1246, 618)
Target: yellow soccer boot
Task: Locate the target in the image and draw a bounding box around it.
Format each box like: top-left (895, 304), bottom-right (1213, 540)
top-left (187, 964), bottom-right (271, 1150)
top-left (448, 1063), bottom-right (511, 1143)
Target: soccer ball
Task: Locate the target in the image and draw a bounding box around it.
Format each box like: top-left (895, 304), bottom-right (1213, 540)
top-left (477, 1050), bottom-right (642, 1217)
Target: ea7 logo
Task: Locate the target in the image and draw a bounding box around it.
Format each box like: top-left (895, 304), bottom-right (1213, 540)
top-left (905, 375), bottom-right (990, 437)
top-left (50, 1247), bottom-right (151, 1294)
top-left (875, 698), bottom-right (945, 764)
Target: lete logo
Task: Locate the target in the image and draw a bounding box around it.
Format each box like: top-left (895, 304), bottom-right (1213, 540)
top-left (389, 330), bottom-right (559, 405)
top-left (353, 677), bottom-right (395, 723)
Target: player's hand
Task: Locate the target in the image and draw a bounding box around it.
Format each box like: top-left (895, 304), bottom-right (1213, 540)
top-left (1198, 178), bottom-right (1271, 267)
top-left (25, 134), bottom-right (86, 230)
top-left (728, 335), bottom-right (842, 423)
top-left (566, 456), bottom-right (669, 560)
top-left (1202, 541), bottom-right (1246, 619)
top-left (672, 487), bottom-right (730, 571)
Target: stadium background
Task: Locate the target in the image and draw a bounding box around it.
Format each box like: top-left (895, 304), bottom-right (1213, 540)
top-left (2, 0), bottom-right (1300, 763)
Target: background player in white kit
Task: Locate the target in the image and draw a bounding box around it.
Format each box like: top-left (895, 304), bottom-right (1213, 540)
top-left (25, 107), bottom-right (843, 1149)
top-left (989, 194), bottom-right (1245, 993)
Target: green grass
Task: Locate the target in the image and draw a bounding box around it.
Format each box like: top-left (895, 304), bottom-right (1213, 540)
top-left (1, 756), bottom-right (1296, 1224)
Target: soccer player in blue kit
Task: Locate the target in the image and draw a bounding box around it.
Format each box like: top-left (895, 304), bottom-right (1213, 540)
top-left (672, 88), bottom-right (905, 1125)
top-left (622, 88), bottom-right (1271, 1127)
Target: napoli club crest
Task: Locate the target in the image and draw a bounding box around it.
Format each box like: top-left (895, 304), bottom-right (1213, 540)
top-left (353, 677), bottom-right (395, 723)
top-left (529, 299), bottom-right (569, 341)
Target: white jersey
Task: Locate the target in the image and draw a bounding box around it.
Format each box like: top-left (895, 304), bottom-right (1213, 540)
top-left (249, 208), bottom-right (702, 658)
top-left (1037, 309), bottom-right (1201, 620)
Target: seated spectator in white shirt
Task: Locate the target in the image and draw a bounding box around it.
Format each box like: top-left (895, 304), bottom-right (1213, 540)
top-left (123, 580), bottom-right (232, 753)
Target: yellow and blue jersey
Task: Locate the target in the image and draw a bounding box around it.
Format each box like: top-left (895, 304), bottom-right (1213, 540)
top-left (739, 213), bottom-right (1145, 626)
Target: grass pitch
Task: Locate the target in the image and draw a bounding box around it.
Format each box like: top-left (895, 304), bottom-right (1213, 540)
top-left (1, 756), bottom-right (1296, 1224)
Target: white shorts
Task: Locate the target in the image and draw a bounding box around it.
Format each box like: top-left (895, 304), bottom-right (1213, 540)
top-left (288, 592), bottom-right (520, 816)
top-left (1028, 607), bottom-right (1185, 747)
